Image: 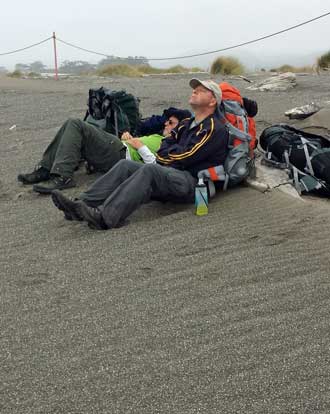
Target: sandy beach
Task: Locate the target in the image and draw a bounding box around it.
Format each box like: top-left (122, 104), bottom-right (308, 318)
top-left (1, 72), bottom-right (330, 413)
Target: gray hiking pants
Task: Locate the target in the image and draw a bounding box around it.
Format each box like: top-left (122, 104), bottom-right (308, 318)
top-left (80, 159), bottom-right (197, 228)
top-left (40, 119), bottom-right (126, 178)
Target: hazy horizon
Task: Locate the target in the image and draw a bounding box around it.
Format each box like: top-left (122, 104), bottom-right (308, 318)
top-left (1, 0), bottom-right (330, 70)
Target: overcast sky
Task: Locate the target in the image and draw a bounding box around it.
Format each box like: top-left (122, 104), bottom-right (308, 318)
top-left (1, 0), bottom-right (330, 69)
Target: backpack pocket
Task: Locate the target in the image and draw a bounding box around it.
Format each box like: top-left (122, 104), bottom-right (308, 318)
top-left (224, 143), bottom-right (251, 187)
top-left (311, 149), bottom-right (330, 184)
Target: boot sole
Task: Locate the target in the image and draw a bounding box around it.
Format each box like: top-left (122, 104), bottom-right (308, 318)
top-left (33, 181), bottom-right (76, 194)
top-left (17, 175), bottom-right (48, 185)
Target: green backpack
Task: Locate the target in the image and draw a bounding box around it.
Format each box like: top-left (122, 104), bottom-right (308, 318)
top-left (84, 87), bottom-right (141, 137)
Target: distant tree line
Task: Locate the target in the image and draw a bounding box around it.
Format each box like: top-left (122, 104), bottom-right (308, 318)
top-left (59, 56), bottom-right (149, 73)
top-left (10, 56), bottom-right (149, 75)
top-left (15, 61), bottom-right (47, 73)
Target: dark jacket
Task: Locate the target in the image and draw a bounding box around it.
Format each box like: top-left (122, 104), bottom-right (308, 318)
top-left (156, 110), bottom-right (229, 177)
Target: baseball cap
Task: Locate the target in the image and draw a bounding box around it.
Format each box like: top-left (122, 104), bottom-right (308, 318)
top-left (189, 79), bottom-right (222, 104)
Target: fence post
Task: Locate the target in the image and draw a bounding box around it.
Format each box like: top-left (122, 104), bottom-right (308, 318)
top-left (53, 32), bottom-right (59, 80)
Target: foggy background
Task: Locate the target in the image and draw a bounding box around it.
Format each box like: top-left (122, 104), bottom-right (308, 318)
top-left (1, 0), bottom-right (329, 71)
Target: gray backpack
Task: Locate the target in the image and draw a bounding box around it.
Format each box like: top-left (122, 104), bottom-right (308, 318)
top-left (198, 101), bottom-right (256, 196)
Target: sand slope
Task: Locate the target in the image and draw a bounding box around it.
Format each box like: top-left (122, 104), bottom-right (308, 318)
top-left (1, 73), bottom-right (330, 413)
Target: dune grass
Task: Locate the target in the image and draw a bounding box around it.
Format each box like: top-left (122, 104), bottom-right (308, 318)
top-left (7, 69), bottom-right (23, 78)
top-left (210, 56), bottom-right (244, 75)
top-left (317, 51), bottom-right (330, 70)
top-left (270, 64), bottom-right (314, 73)
top-left (96, 64), bottom-right (142, 77)
top-left (96, 64), bottom-right (204, 77)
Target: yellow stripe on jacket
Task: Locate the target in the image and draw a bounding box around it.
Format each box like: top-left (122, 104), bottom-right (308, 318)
top-left (168, 118), bottom-right (214, 160)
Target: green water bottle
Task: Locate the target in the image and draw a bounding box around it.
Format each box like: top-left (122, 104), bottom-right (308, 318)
top-left (195, 178), bottom-right (208, 216)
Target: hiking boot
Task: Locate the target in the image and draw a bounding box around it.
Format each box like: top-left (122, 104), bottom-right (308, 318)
top-left (51, 190), bottom-right (83, 221)
top-left (76, 202), bottom-right (108, 230)
top-left (33, 175), bottom-right (76, 194)
top-left (17, 166), bottom-right (50, 185)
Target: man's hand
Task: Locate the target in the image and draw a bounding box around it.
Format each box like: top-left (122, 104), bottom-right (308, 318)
top-left (121, 131), bottom-right (134, 141)
top-left (122, 132), bottom-right (144, 149)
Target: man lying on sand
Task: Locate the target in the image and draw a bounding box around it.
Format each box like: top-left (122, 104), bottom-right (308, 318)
top-left (17, 108), bottom-right (190, 194)
top-left (51, 79), bottom-right (229, 230)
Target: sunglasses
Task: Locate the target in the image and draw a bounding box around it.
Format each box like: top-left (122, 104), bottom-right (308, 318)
top-left (166, 118), bottom-right (178, 125)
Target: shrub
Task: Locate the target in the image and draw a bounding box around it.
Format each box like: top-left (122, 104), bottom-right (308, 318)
top-left (270, 64), bottom-right (314, 73)
top-left (277, 64), bottom-right (295, 72)
top-left (210, 56), bottom-right (244, 75)
top-left (317, 51), bottom-right (330, 70)
top-left (296, 66), bottom-right (314, 73)
top-left (27, 72), bottom-right (40, 78)
top-left (138, 65), bottom-right (195, 74)
top-left (7, 69), bottom-right (23, 78)
top-left (166, 65), bottom-right (189, 74)
top-left (94, 63), bottom-right (205, 77)
top-left (96, 64), bottom-right (142, 77)
top-left (190, 67), bottom-right (204, 73)
top-left (136, 65), bottom-right (163, 75)
top-left (140, 65), bottom-right (204, 74)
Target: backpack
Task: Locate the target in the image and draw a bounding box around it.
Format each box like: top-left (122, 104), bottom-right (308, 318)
top-left (220, 82), bottom-right (257, 155)
top-left (197, 82), bottom-right (258, 193)
top-left (136, 107), bottom-right (192, 136)
top-left (260, 124), bottom-right (330, 195)
top-left (83, 87), bottom-right (141, 137)
top-left (135, 114), bottom-right (167, 136)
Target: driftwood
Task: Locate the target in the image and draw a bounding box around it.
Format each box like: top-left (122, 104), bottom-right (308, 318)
top-left (284, 103), bottom-right (321, 120)
top-left (238, 75), bottom-right (253, 83)
top-left (247, 72), bottom-right (297, 92)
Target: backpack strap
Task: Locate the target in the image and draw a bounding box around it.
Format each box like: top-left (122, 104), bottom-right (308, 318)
top-left (221, 102), bottom-right (251, 145)
top-left (293, 165), bottom-right (323, 194)
top-left (197, 166), bottom-right (226, 197)
top-left (223, 173), bottom-right (230, 191)
top-left (300, 136), bottom-right (319, 176)
top-left (261, 153), bottom-right (288, 169)
top-left (227, 123), bottom-right (252, 144)
top-left (284, 149), bottom-right (325, 194)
